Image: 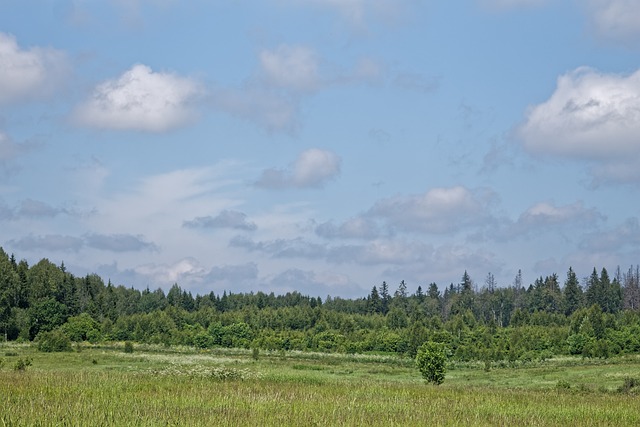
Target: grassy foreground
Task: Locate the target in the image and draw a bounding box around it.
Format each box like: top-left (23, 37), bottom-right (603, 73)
top-left (1, 344), bottom-right (639, 426)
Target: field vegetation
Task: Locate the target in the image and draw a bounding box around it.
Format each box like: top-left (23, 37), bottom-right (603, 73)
top-left (2, 342), bottom-right (640, 426)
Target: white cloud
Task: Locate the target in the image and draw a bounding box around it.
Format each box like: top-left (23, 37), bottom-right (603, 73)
top-left (73, 64), bottom-right (201, 132)
top-left (369, 186), bottom-right (496, 234)
top-left (256, 148), bottom-right (341, 189)
top-left (0, 32), bottom-right (69, 105)
top-left (134, 257), bottom-right (206, 285)
top-left (584, 0), bottom-right (640, 43)
top-left (518, 67), bottom-right (640, 183)
top-left (517, 201), bottom-right (604, 228)
top-left (259, 45), bottom-right (321, 92)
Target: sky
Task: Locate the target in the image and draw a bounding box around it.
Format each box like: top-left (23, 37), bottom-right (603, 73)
top-left (1, 0), bottom-right (640, 299)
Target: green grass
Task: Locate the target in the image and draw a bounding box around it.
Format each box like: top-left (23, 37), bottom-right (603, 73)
top-left (1, 343), bottom-right (639, 426)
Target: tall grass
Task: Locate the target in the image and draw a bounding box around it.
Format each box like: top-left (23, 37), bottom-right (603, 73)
top-left (0, 344), bottom-right (639, 426)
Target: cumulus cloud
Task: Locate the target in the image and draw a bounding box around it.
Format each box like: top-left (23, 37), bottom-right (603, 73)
top-left (0, 32), bottom-right (69, 105)
top-left (183, 210), bottom-right (257, 231)
top-left (256, 148), bottom-right (341, 189)
top-left (73, 64), bottom-right (201, 132)
top-left (517, 201), bottom-right (604, 228)
top-left (84, 233), bottom-right (158, 252)
top-left (584, 0), bottom-right (640, 43)
top-left (134, 257), bottom-right (206, 285)
top-left (518, 67), bottom-right (640, 183)
top-left (369, 186), bottom-right (497, 234)
top-left (8, 234), bottom-right (84, 252)
top-left (480, 200), bottom-right (605, 242)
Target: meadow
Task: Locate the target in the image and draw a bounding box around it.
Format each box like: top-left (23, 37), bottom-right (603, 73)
top-left (1, 343), bottom-right (639, 426)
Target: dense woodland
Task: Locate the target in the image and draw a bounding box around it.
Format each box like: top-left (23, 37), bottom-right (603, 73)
top-left (2, 247), bottom-right (640, 362)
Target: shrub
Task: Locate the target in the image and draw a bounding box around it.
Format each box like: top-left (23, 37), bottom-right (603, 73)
top-left (416, 341), bottom-right (447, 385)
top-left (618, 377), bottom-right (640, 394)
top-left (193, 332), bottom-right (214, 349)
top-left (36, 329), bottom-right (72, 352)
top-left (13, 357), bottom-right (32, 371)
top-left (124, 341), bottom-right (134, 353)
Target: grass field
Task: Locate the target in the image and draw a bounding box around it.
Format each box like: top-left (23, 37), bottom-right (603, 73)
top-left (1, 343), bottom-right (639, 426)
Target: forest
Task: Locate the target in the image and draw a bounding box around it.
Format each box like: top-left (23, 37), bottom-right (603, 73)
top-left (2, 246), bottom-right (640, 363)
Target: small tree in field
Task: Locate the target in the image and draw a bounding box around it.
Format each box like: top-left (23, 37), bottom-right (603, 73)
top-left (416, 341), bottom-right (447, 385)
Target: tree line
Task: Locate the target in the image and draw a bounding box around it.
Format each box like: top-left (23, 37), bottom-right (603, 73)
top-left (2, 247), bottom-right (640, 362)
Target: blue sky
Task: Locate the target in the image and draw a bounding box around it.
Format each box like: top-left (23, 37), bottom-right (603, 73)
top-left (1, 0), bottom-right (639, 298)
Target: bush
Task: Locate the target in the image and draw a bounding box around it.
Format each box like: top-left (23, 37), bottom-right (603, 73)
top-left (618, 377), bottom-right (640, 393)
top-left (124, 341), bottom-right (134, 353)
top-left (13, 357), bottom-right (32, 371)
top-left (193, 332), bottom-right (214, 349)
top-left (36, 329), bottom-right (72, 352)
top-left (416, 341), bottom-right (448, 385)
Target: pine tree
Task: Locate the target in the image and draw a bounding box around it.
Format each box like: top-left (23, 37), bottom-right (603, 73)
top-left (563, 267), bottom-right (583, 315)
top-left (368, 286), bottom-right (382, 314)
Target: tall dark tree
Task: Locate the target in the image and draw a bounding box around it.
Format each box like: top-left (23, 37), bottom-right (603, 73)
top-left (585, 268), bottom-right (603, 309)
top-left (563, 267), bottom-right (583, 315)
top-left (623, 265), bottom-right (640, 310)
top-left (368, 286), bottom-right (382, 314)
top-left (380, 281), bottom-right (390, 314)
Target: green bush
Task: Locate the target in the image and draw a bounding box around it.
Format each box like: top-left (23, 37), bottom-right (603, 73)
top-left (124, 341), bottom-right (134, 353)
top-left (36, 329), bottom-right (72, 352)
top-left (13, 357), bottom-right (32, 371)
top-left (193, 332), bottom-right (214, 349)
top-left (416, 341), bottom-right (448, 385)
